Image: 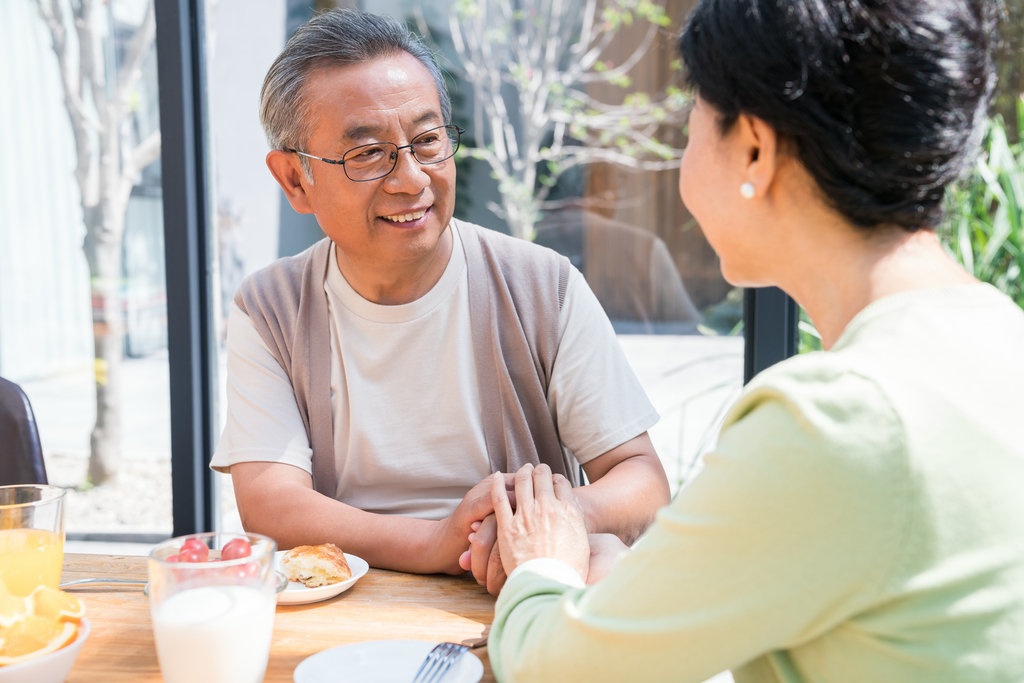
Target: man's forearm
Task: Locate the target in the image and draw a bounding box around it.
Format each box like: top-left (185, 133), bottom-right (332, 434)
top-left (238, 479), bottom-right (448, 573)
top-left (574, 454), bottom-right (671, 545)
top-left (233, 461), bottom-right (505, 574)
top-left (234, 462), bottom-right (462, 573)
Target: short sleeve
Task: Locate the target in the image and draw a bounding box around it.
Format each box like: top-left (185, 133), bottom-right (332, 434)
top-left (491, 360), bottom-right (910, 683)
top-left (210, 302), bottom-right (315, 475)
top-left (548, 268), bottom-right (660, 463)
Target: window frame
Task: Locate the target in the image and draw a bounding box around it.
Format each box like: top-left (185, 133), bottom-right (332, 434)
top-left (155, 0), bottom-right (218, 536)
top-left (152, 1), bottom-right (798, 534)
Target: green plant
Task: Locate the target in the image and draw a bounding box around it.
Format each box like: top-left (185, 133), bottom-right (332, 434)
top-left (798, 307), bottom-right (823, 354)
top-left (941, 97), bottom-right (1024, 311)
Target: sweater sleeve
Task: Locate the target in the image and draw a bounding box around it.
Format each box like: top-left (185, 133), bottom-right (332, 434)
top-left (490, 361), bottom-right (909, 683)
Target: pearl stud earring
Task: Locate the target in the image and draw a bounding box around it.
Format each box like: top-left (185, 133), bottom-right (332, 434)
top-left (740, 182), bottom-right (755, 199)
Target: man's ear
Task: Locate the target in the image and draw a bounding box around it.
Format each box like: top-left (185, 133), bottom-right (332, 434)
top-left (266, 150), bottom-right (315, 214)
top-left (735, 113), bottom-right (779, 200)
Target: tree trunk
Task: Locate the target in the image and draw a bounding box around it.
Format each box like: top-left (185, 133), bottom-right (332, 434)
top-left (82, 205), bottom-right (125, 486)
top-left (83, 100), bottom-right (127, 486)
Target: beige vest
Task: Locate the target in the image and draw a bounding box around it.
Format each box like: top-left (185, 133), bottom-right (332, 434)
top-left (233, 219), bottom-right (576, 498)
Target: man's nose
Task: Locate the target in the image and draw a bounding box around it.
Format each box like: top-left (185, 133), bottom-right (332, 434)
top-left (383, 147), bottom-right (431, 193)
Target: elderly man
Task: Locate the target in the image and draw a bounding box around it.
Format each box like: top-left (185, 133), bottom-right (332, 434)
top-left (210, 8), bottom-right (670, 588)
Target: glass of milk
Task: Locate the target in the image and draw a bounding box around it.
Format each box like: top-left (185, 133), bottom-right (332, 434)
top-left (148, 532), bottom-right (279, 683)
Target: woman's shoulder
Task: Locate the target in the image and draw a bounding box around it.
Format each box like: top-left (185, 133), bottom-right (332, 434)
top-left (730, 351), bottom-right (900, 432)
top-left (720, 351), bottom-right (909, 492)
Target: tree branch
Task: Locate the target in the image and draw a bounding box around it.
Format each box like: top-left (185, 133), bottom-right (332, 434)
top-left (115, 0), bottom-right (156, 107)
top-left (578, 22), bottom-right (659, 83)
top-left (35, 0), bottom-right (102, 132)
top-left (117, 129), bottom-right (161, 210)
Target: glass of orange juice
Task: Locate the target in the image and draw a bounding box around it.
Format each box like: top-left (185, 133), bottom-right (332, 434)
top-left (0, 485), bottom-right (66, 596)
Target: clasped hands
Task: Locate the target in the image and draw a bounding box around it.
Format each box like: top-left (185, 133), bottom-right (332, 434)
top-left (442, 464), bottom-right (628, 595)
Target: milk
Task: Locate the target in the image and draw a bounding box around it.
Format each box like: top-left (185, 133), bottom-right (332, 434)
top-left (152, 585), bottom-right (275, 683)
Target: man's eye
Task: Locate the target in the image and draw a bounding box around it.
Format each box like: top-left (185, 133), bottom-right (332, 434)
top-left (414, 135), bottom-right (441, 145)
top-left (352, 146), bottom-right (385, 159)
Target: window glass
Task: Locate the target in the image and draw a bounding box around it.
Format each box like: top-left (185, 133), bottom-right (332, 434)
top-left (206, 0), bottom-right (293, 531)
top-left (0, 0), bottom-right (171, 538)
top-left (205, 0), bottom-right (742, 517)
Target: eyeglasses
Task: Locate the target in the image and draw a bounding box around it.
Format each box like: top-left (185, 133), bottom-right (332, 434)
top-left (286, 124), bottom-right (464, 182)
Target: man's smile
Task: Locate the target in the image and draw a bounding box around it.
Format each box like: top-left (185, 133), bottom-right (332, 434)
top-left (380, 207), bottom-right (430, 225)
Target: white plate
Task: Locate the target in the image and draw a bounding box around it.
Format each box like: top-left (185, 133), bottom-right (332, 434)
top-left (274, 550), bottom-right (369, 605)
top-left (293, 640), bottom-right (483, 683)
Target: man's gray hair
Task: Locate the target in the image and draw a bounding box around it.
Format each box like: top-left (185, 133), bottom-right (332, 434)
top-left (260, 8), bottom-right (452, 181)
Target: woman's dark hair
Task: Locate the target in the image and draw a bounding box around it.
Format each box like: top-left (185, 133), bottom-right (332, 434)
top-left (679, 0), bottom-right (1000, 231)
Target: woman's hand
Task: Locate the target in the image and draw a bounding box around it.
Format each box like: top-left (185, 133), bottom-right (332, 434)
top-left (491, 464), bottom-right (590, 581)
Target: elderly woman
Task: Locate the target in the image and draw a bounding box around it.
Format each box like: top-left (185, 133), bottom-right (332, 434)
top-left (482, 1), bottom-right (1024, 682)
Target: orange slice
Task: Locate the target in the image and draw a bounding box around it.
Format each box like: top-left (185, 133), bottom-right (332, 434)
top-left (29, 586), bottom-right (86, 623)
top-left (0, 589), bottom-right (29, 629)
top-left (0, 615), bottom-right (76, 665)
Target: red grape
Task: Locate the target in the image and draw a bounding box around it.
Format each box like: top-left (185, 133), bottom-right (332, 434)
top-left (165, 553), bottom-right (181, 563)
top-left (180, 538), bottom-right (209, 561)
top-left (221, 539), bottom-right (252, 561)
top-left (178, 549), bottom-right (206, 563)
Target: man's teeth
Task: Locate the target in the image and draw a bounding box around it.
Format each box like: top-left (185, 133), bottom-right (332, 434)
top-left (382, 210), bottom-right (427, 223)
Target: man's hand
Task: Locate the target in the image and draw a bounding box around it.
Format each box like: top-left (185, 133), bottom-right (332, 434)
top-left (492, 464), bottom-right (589, 581)
top-left (459, 514), bottom-right (507, 595)
top-left (585, 533), bottom-right (629, 584)
top-left (430, 473), bottom-right (516, 575)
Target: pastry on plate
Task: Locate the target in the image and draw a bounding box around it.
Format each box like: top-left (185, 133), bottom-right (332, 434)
top-left (282, 543), bottom-right (352, 588)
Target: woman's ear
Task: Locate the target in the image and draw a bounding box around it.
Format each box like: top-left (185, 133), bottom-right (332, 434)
top-left (735, 113), bottom-right (779, 200)
top-left (266, 150), bottom-right (315, 214)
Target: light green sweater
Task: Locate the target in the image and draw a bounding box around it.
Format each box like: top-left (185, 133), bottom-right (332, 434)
top-left (491, 284), bottom-right (1024, 683)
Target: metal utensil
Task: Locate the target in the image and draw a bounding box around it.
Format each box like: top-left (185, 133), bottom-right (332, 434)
top-left (59, 578), bottom-right (147, 589)
top-left (411, 642), bottom-right (469, 683)
top-left (62, 570), bottom-right (288, 598)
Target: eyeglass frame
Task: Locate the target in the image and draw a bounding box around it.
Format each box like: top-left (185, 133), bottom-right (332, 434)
top-left (284, 124), bottom-right (466, 182)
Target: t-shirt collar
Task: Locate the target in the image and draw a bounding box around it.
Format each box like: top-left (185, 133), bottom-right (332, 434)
top-left (324, 222), bottom-right (466, 324)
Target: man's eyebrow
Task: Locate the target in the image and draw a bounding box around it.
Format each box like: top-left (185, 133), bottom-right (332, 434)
top-left (343, 123), bottom-right (385, 141)
top-left (341, 111), bottom-right (443, 144)
top-left (410, 111), bottom-right (442, 128)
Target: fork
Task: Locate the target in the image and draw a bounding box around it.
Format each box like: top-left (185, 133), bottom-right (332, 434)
top-left (412, 642), bottom-right (469, 683)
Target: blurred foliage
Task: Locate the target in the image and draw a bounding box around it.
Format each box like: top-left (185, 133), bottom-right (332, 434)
top-left (995, 0), bottom-right (1024, 142)
top-left (798, 307), bottom-right (823, 354)
top-left (940, 98), bottom-right (1024, 310)
top-left (697, 287), bottom-right (744, 336)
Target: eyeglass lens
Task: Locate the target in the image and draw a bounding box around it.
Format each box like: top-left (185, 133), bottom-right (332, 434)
top-left (342, 125), bottom-right (460, 181)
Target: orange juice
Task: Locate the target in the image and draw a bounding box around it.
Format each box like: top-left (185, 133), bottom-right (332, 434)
top-left (0, 528), bottom-right (64, 596)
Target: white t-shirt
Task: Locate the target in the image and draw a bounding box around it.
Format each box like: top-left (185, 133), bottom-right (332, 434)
top-left (211, 222), bottom-right (659, 520)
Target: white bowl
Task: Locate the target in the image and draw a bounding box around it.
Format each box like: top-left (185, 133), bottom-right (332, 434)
top-left (0, 618), bottom-right (90, 683)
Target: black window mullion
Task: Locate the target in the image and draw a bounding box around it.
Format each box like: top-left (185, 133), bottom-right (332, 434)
top-left (154, 0), bottom-right (216, 536)
top-left (743, 287), bottom-right (799, 383)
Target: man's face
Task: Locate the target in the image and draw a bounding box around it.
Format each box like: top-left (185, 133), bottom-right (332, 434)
top-left (298, 53), bottom-right (455, 269)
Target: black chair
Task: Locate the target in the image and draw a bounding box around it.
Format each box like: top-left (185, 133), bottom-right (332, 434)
top-left (0, 376), bottom-right (47, 486)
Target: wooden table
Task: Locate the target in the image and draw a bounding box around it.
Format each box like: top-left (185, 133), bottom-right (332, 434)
top-left (61, 553), bottom-right (496, 682)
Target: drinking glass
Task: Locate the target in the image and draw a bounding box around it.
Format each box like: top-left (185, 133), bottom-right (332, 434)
top-left (0, 484), bottom-right (66, 596)
top-left (148, 532), bottom-right (279, 683)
